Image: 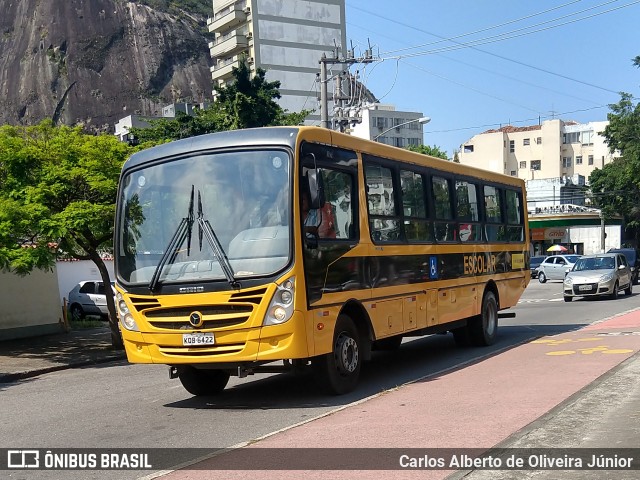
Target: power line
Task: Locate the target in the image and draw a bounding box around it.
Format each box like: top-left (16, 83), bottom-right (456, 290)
top-left (377, 0), bottom-right (589, 56)
top-left (351, 1), bottom-right (639, 94)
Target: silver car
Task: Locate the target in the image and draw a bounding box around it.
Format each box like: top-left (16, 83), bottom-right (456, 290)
top-left (536, 254), bottom-right (581, 283)
top-left (68, 280), bottom-right (115, 320)
top-left (563, 253), bottom-right (633, 302)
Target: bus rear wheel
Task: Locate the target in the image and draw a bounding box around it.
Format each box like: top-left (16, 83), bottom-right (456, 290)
top-left (468, 291), bottom-right (498, 346)
top-left (313, 315), bottom-right (361, 395)
top-left (178, 367), bottom-right (230, 396)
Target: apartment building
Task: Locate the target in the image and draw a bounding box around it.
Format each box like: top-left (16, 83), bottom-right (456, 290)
top-left (458, 119), bottom-right (617, 182)
top-left (349, 104), bottom-right (426, 147)
top-left (208, 0), bottom-right (347, 123)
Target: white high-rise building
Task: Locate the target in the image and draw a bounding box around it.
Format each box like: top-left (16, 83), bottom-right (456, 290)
top-left (208, 0), bottom-right (347, 123)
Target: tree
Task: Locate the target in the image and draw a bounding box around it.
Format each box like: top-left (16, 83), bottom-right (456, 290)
top-left (590, 57), bottom-right (640, 244)
top-left (0, 121), bottom-right (134, 348)
top-left (406, 144), bottom-right (449, 160)
top-left (130, 60), bottom-right (309, 143)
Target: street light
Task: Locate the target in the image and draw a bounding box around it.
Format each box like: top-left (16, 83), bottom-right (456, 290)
top-left (373, 116), bottom-right (431, 142)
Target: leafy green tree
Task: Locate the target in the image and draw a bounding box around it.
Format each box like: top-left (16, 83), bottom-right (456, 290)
top-left (406, 144), bottom-right (449, 160)
top-left (590, 57), bottom-right (640, 244)
top-left (0, 121), bottom-right (134, 348)
top-left (130, 61), bottom-right (309, 143)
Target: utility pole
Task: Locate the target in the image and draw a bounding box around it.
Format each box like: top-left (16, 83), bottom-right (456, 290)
top-left (319, 46), bottom-right (375, 131)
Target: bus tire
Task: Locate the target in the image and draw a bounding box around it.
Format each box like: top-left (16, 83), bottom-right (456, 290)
top-left (469, 291), bottom-right (498, 346)
top-left (178, 367), bottom-right (230, 396)
top-left (313, 315), bottom-right (361, 395)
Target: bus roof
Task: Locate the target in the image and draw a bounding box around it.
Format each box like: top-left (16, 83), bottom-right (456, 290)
top-left (122, 126), bottom-right (524, 189)
top-left (122, 126), bottom-right (300, 171)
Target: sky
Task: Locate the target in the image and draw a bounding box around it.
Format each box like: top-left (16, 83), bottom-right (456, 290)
top-left (342, 0), bottom-right (640, 157)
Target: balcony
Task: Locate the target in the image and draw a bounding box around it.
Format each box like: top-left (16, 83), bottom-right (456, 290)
top-left (211, 55), bottom-right (246, 80)
top-left (208, 6), bottom-right (247, 33)
top-left (209, 31), bottom-right (249, 59)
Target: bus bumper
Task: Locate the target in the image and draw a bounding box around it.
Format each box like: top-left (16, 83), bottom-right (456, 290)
top-left (120, 310), bottom-right (309, 365)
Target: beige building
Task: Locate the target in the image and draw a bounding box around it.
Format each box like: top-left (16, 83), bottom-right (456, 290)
top-left (458, 119), bottom-right (617, 182)
top-left (208, 0), bottom-right (347, 123)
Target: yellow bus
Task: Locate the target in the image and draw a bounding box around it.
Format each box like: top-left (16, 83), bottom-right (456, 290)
top-left (114, 126), bottom-right (529, 395)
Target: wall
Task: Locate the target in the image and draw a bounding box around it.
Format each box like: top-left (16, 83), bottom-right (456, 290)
top-left (56, 260), bottom-right (115, 306)
top-left (0, 268), bottom-right (63, 341)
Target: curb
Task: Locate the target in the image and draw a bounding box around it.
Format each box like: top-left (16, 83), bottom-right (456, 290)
top-left (0, 352), bottom-right (126, 384)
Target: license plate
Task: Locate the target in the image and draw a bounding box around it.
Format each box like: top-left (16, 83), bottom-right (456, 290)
top-left (182, 332), bottom-right (215, 346)
top-left (578, 285), bottom-right (592, 291)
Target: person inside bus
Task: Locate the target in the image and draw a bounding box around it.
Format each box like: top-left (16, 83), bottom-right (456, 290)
top-left (301, 185), bottom-right (336, 239)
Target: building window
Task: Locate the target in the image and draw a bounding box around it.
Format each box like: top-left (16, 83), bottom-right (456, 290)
top-left (510, 170), bottom-right (516, 176)
top-left (463, 144), bottom-right (474, 153)
top-left (531, 160), bottom-right (541, 170)
top-left (588, 155), bottom-right (594, 165)
top-left (562, 157), bottom-right (572, 168)
top-left (519, 161), bottom-right (526, 169)
top-left (536, 137), bottom-right (542, 144)
top-left (523, 138), bottom-right (530, 146)
top-left (407, 137), bottom-right (420, 146)
top-left (582, 130), bottom-right (594, 146)
top-left (576, 156), bottom-right (583, 165)
top-left (509, 140), bottom-right (515, 153)
top-left (563, 132), bottom-right (580, 144)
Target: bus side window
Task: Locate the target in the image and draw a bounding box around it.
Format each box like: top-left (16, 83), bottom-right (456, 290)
top-left (432, 176), bottom-right (456, 242)
top-left (325, 169), bottom-right (354, 240)
top-left (400, 169), bottom-right (433, 242)
top-left (365, 163), bottom-right (401, 242)
top-left (484, 185), bottom-right (505, 241)
top-left (505, 189), bottom-right (524, 242)
top-left (455, 180), bottom-right (481, 242)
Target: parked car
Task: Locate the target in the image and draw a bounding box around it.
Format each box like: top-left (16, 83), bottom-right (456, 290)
top-left (530, 255), bottom-right (546, 279)
top-left (563, 253), bottom-right (632, 302)
top-left (68, 280), bottom-right (115, 321)
top-left (607, 248), bottom-right (639, 285)
top-left (536, 254), bottom-right (581, 283)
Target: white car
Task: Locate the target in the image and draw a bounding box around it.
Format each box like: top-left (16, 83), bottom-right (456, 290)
top-left (68, 280), bottom-right (115, 321)
top-left (537, 254), bottom-right (581, 283)
top-left (563, 253), bottom-right (633, 301)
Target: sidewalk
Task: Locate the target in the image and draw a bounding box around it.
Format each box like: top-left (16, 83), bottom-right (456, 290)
top-left (0, 325), bottom-right (126, 383)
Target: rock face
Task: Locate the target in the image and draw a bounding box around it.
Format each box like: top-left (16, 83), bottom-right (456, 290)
top-left (0, 0), bottom-right (213, 132)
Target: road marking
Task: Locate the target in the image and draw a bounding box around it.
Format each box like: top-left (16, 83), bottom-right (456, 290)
top-left (545, 346), bottom-right (634, 356)
top-left (532, 337), bottom-right (635, 356)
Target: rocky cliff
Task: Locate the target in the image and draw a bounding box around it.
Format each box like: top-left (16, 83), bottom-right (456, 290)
top-left (0, 0), bottom-right (213, 132)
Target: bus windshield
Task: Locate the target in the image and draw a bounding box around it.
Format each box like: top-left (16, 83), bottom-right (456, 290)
top-left (116, 149), bottom-right (291, 286)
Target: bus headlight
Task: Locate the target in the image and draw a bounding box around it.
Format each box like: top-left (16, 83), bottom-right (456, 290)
top-left (116, 292), bottom-right (139, 331)
top-left (264, 276), bottom-right (295, 326)
top-left (122, 313), bottom-right (139, 331)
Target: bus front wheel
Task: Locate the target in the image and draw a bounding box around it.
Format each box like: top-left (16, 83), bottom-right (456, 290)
top-left (469, 291), bottom-right (498, 346)
top-left (178, 367), bottom-right (230, 396)
top-left (314, 315), bottom-right (362, 395)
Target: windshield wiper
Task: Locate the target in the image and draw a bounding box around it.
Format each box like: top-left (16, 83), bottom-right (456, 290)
top-left (197, 190), bottom-right (240, 289)
top-left (148, 185), bottom-right (195, 292)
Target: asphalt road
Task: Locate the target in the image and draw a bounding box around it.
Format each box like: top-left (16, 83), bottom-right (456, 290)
top-left (2, 279), bottom-right (639, 480)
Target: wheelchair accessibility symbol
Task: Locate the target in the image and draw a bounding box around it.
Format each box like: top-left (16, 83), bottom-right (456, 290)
top-left (429, 256), bottom-right (438, 279)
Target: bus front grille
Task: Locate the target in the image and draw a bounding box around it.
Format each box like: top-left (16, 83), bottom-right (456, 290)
top-left (144, 304), bottom-right (253, 330)
top-left (149, 318), bottom-right (248, 330)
